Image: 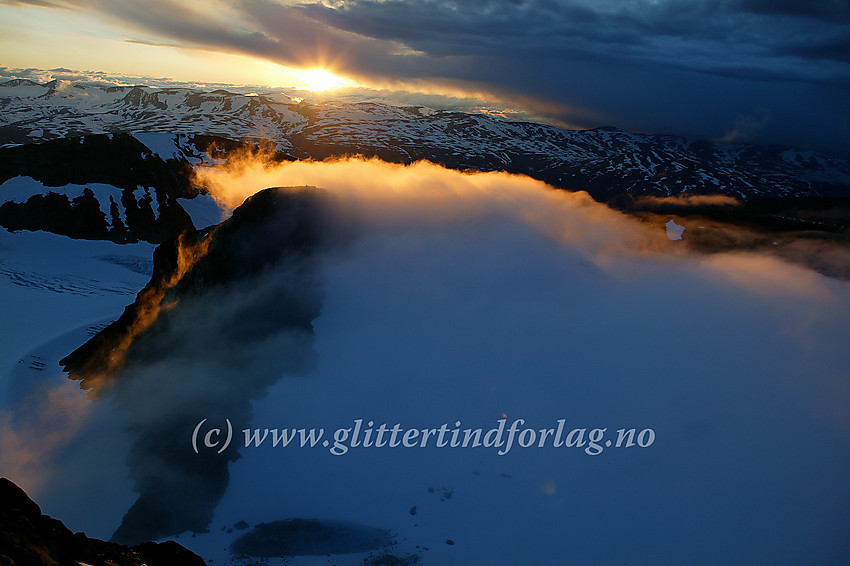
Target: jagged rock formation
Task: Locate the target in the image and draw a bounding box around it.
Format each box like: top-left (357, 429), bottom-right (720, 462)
top-left (0, 134), bottom-right (195, 243)
top-left (59, 186), bottom-right (334, 545)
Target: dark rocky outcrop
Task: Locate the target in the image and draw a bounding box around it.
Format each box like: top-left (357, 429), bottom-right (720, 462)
top-left (59, 187), bottom-right (339, 545)
top-left (0, 477), bottom-right (206, 566)
top-left (0, 189), bottom-right (110, 241)
top-left (0, 134), bottom-right (192, 196)
top-left (0, 134), bottom-right (195, 243)
top-left (614, 195), bottom-right (850, 279)
top-left (60, 186), bottom-right (334, 386)
top-left (230, 519), bottom-right (393, 558)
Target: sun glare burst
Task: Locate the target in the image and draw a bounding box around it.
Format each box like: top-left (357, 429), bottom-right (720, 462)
top-left (300, 68), bottom-right (349, 91)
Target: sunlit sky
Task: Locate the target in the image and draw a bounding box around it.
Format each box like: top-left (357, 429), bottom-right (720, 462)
top-left (0, 3), bottom-right (350, 91)
top-left (1, 0), bottom-right (848, 154)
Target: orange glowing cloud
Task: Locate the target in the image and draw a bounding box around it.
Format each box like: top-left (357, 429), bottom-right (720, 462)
top-left (193, 155), bottom-right (846, 305)
top-left (193, 156), bottom-right (667, 256)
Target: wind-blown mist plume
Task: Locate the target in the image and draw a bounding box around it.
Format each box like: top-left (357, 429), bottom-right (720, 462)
top-left (55, 157), bottom-right (675, 543)
top-left (190, 155), bottom-right (850, 304)
top-left (629, 194), bottom-right (743, 209)
top-left (185, 157), bottom-right (849, 564)
top-left (0, 381), bottom-right (89, 495)
top-left (194, 156), bottom-right (670, 260)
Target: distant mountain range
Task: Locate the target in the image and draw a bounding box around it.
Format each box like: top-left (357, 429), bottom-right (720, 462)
top-left (2, 78), bottom-right (849, 203)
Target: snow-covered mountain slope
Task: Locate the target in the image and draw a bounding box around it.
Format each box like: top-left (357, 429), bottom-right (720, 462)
top-left (0, 229), bottom-right (155, 404)
top-left (2, 79), bottom-right (849, 201)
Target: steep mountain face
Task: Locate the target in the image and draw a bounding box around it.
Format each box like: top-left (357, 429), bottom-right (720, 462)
top-left (60, 185), bottom-right (331, 387)
top-left (0, 134), bottom-right (197, 243)
top-left (2, 79), bottom-right (848, 202)
top-left (0, 477), bottom-right (206, 566)
top-left (0, 132), bottom-right (193, 194)
top-left (60, 187), bottom-right (332, 545)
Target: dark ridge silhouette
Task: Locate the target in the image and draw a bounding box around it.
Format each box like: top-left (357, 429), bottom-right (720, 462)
top-left (0, 477), bottom-right (206, 566)
top-left (60, 187), bottom-right (339, 545)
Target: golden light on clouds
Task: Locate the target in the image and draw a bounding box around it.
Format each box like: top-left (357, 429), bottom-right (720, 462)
top-left (0, 3), bottom-right (356, 92)
top-left (193, 155), bottom-right (845, 307)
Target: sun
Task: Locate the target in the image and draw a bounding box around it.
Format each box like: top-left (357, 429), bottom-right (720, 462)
top-left (300, 68), bottom-right (349, 91)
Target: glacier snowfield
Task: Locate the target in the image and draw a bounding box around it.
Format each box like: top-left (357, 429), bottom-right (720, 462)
top-left (1, 209), bottom-right (849, 565)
